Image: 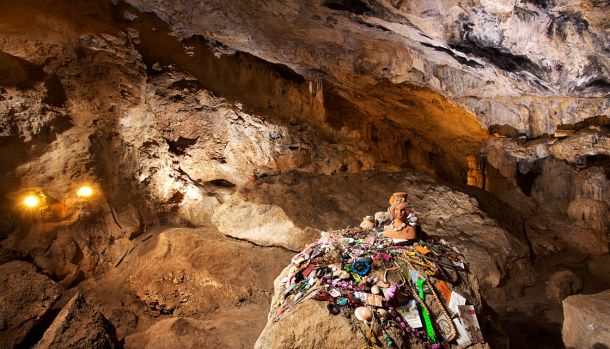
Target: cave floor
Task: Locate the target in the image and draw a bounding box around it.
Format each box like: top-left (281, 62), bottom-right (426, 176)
top-left (70, 221), bottom-right (610, 348)
top-left (74, 223), bottom-right (293, 348)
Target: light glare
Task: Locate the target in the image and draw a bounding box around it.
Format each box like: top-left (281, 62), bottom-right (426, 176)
top-left (23, 195), bottom-right (40, 208)
top-left (77, 186), bottom-right (94, 198)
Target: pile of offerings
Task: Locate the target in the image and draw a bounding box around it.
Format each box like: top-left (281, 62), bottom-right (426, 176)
top-left (271, 193), bottom-right (485, 348)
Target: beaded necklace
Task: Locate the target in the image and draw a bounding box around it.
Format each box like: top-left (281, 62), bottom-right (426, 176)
top-left (390, 220), bottom-right (407, 232)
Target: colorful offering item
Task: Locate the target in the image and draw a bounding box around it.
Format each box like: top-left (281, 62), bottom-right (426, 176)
top-left (273, 193), bottom-right (485, 348)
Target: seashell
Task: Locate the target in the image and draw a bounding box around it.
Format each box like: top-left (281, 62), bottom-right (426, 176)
top-left (360, 220), bottom-right (375, 229)
top-left (354, 306), bottom-right (373, 322)
top-left (371, 285), bottom-right (380, 295)
top-left (329, 288), bottom-right (341, 298)
top-left (338, 270), bottom-right (351, 280)
top-left (377, 308), bottom-right (389, 319)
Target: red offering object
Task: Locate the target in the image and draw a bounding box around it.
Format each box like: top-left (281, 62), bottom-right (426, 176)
top-left (301, 264), bottom-right (315, 277)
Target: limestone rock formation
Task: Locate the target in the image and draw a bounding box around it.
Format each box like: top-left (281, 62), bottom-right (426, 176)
top-left (480, 134), bottom-right (609, 255)
top-left (240, 171), bottom-right (534, 296)
top-left (35, 293), bottom-right (119, 349)
top-left (545, 270), bottom-right (583, 303)
top-left (0, 0), bottom-right (608, 348)
top-left (124, 0), bottom-right (609, 179)
top-left (550, 128), bottom-right (610, 164)
top-left (0, 260), bottom-right (62, 349)
top-left (562, 290), bottom-right (610, 349)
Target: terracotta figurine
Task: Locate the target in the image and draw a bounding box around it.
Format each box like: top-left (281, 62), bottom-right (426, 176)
top-left (384, 202), bottom-right (417, 241)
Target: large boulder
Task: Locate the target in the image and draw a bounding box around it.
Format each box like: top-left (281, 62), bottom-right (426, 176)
top-left (240, 171), bottom-right (534, 294)
top-left (0, 260), bottom-right (62, 349)
top-left (35, 293), bottom-right (119, 349)
top-left (562, 290), bottom-right (610, 349)
top-left (211, 194), bottom-right (320, 251)
top-left (255, 227), bottom-right (491, 348)
top-left (255, 299), bottom-right (364, 349)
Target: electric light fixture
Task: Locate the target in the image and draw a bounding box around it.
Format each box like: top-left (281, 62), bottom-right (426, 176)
top-left (77, 185), bottom-right (94, 198)
top-left (23, 195), bottom-right (40, 208)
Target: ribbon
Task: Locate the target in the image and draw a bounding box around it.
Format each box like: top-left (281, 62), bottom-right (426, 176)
top-left (417, 278), bottom-right (437, 344)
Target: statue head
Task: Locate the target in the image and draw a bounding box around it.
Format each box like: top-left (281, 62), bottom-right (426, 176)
top-left (391, 202), bottom-right (409, 221)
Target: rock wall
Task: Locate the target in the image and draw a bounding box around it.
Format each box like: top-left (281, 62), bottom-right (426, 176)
top-left (124, 0), bottom-right (609, 177)
top-left (0, 0), bottom-right (608, 347)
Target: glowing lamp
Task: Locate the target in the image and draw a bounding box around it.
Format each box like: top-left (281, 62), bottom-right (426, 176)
top-left (23, 195), bottom-right (40, 208)
top-left (77, 186), bottom-right (94, 198)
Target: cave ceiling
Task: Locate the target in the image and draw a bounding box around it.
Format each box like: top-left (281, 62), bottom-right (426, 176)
top-left (0, 0), bottom-right (608, 182)
top-left (118, 0), bottom-right (609, 179)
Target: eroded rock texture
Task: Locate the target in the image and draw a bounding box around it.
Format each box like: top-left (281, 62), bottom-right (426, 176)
top-left (125, 0), bottom-right (609, 175)
top-left (0, 0), bottom-right (608, 348)
top-left (562, 290), bottom-right (610, 349)
top-left (0, 261), bottom-right (62, 349)
top-left (35, 293), bottom-right (119, 349)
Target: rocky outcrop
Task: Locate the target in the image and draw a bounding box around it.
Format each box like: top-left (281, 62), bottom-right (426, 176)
top-left (256, 300), bottom-right (365, 349)
top-left (35, 293), bottom-right (119, 349)
top-left (240, 171), bottom-right (534, 295)
top-left (211, 194), bottom-right (320, 251)
top-left (562, 290), bottom-right (610, 349)
top-left (480, 133), bottom-right (609, 254)
top-left (550, 128), bottom-right (610, 163)
top-left (123, 0), bottom-right (609, 181)
top-left (0, 261), bottom-right (62, 349)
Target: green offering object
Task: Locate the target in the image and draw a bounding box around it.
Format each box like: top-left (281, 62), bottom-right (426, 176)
top-left (417, 278), bottom-right (437, 344)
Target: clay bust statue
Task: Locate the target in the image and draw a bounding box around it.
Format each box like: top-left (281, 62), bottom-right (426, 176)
top-left (384, 202), bottom-right (417, 241)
